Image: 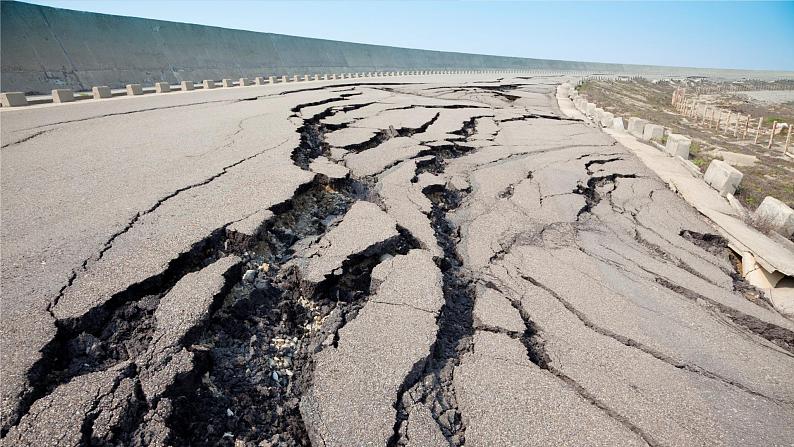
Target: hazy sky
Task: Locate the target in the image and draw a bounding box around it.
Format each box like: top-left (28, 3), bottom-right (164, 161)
top-left (23, 1), bottom-right (794, 71)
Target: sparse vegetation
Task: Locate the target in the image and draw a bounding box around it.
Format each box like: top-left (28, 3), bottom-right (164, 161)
top-left (653, 135), bottom-right (668, 145)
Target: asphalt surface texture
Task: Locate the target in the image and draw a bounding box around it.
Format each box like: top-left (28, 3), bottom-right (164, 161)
top-left (2, 74), bottom-right (793, 446)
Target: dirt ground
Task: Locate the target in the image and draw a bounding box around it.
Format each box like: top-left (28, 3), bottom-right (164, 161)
top-left (577, 79), bottom-right (794, 211)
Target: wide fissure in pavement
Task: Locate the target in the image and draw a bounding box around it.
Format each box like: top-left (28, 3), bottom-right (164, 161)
top-left (166, 178), bottom-right (420, 446)
top-left (388, 187), bottom-right (475, 446)
top-left (387, 113), bottom-right (489, 446)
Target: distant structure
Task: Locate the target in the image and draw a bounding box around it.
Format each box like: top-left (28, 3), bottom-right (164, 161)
top-left (1, 0), bottom-right (792, 94)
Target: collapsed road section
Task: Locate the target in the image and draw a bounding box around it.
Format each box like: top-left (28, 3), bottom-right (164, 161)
top-left (2, 76), bottom-right (794, 446)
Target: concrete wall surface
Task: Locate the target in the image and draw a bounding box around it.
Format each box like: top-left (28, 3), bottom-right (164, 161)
top-left (2, 1), bottom-right (793, 94)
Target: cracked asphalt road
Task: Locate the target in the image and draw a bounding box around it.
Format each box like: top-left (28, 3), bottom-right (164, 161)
top-left (2, 75), bottom-right (793, 446)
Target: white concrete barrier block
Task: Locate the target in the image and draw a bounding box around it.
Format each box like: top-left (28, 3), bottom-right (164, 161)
top-left (180, 81), bottom-right (194, 91)
top-left (52, 89), bottom-right (74, 103)
top-left (239, 78), bottom-right (250, 86)
top-left (755, 196), bottom-right (794, 237)
top-left (268, 76), bottom-right (275, 84)
top-left (704, 159), bottom-right (743, 196)
top-left (155, 82), bottom-right (171, 93)
top-left (255, 77), bottom-right (266, 85)
top-left (627, 117), bottom-right (649, 138)
top-left (313, 75), bottom-right (320, 81)
top-left (293, 75), bottom-right (299, 82)
top-left (127, 84), bottom-right (143, 95)
top-left (203, 80), bottom-right (216, 89)
top-left (280, 76), bottom-right (287, 83)
top-left (323, 74), bottom-right (329, 80)
top-left (665, 134), bottom-right (691, 159)
top-left (1, 92), bottom-right (28, 107)
top-left (600, 111), bottom-right (614, 128)
top-left (303, 75), bottom-right (310, 81)
top-left (642, 123), bottom-right (665, 142)
top-left (612, 117), bottom-right (625, 131)
top-left (91, 86), bottom-right (111, 99)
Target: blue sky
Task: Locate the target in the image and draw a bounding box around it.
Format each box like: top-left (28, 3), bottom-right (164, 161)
top-left (23, 1), bottom-right (794, 71)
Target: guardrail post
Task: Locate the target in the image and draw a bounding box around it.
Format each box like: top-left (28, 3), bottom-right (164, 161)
top-left (0, 92), bottom-right (28, 107)
top-left (127, 84), bottom-right (144, 95)
top-left (92, 86), bottom-right (111, 99)
top-left (52, 89), bottom-right (75, 103)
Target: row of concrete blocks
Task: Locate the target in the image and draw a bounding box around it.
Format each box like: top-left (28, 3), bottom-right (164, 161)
top-left (569, 90), bottom-right (627, 134)
top-left (1, 70), bottom-right (474, 107)
top-left (566, 86), bottom-right (748, 199)
top-left (625, 117), bottom-right (746, 197)
top-left (565, 85), bottom-right (794, 238)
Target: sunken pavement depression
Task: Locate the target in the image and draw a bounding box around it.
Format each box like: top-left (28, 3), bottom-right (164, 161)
top-left (2, 75), bottom-right (794, 447)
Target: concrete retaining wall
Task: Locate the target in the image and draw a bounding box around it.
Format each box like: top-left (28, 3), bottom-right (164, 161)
top-left (3, 1), bottom-right (793, 94)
